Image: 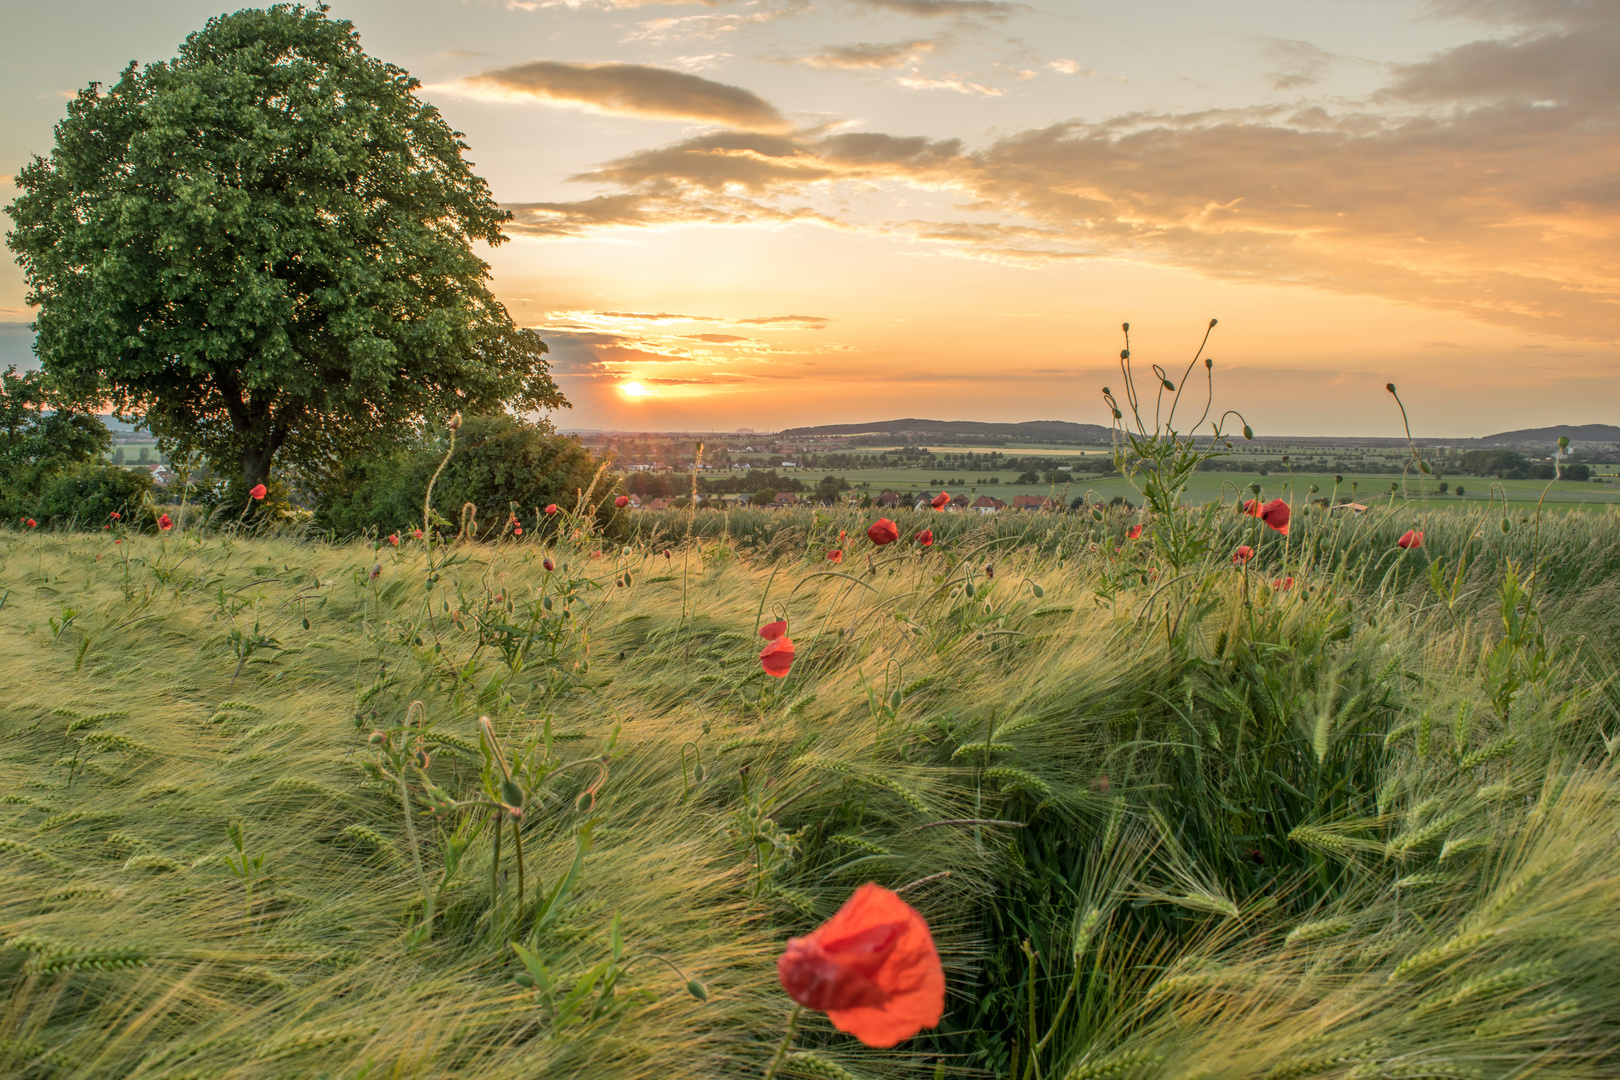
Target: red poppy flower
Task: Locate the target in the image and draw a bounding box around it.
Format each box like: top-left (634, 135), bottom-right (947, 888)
top-left (759, 620), bottom-right (788, 641)
top-left (1127, 524), bottom-right (1143, 540)
top-left (109, 511), bottom-right (121, 520)
top-left (114, 538), bottom-right (123, 545)
top-left (513, 526), bottom-right (523, 536)
top-left (931, 492), bottom-right (950, 510)
top-left (249, 483), bottom-right (267, 500)
top-left (25, 518), bottom-right (36, 528)
top-left (103, 524), bottom-right (111, 530)
top-left (1240, 499), bottom-right (1263, 517)
top-left (387, 533), bottom-right (400, 546)
top-left (157, 514), bottom-right (173, 531)
top-left (867, 519), bottom-right (899, 545)
top-left (1259, 499), bottom-right (1290, 535)
top-left (760, 637), bottom-right (795, 678)
top-left (545, 504), bottom-right (559, 515)
top-left (839, 530), bottom-right (846, 542)
top-left (1398, 529), bottom-right (1424, 549)
top-left (412, 528), bottom-right (424, 539)
top-left (591, 550), bottom-right (602, 558)
top-left (615, 495), bottom-right (630, 508)
top-left (915, 529), bottom-right (933, 546)
top-left (1272, 576), bottom-right (1295, 591)
top-left (663, 549), bottom-right (672, 559)
top-left (776, 882), bottom-right (945, 1048)
top-left (543, 558), bottom-right (555, 572)
top-left (828, 549), bottom-right (843, 563)
top-left (1232, 545), bottom-right (1255, 564)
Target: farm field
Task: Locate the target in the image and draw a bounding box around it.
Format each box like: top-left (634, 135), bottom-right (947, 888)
top-left (4, 500), bottom-right (1620, 1079)
top-left (715, 465), bottom-right (1620, 508)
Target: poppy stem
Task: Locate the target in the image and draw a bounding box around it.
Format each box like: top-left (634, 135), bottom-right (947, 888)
top-left (761, 1004), bottom-right (802, 1080)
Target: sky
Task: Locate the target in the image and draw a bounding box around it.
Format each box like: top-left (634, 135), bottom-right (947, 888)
top-left (2, 0), bottom-right (1616, 437)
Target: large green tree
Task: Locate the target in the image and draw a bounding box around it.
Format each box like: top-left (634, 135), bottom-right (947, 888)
top-left (5, 4), bottom-right (564, 488)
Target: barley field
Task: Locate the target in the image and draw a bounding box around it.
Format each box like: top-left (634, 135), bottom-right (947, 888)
top-left (3, 499), bottom-right (1619, 1079)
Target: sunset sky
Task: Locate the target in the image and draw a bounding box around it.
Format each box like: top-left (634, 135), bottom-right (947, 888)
top-left (2, 0), bottom-right (1616, 437)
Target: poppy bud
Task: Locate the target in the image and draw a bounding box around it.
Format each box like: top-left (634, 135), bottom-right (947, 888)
top-left (1250, 483), bottom-right (1261, 494)
top-left (1335, 475), bottom-right (1343, 484)
top-left (693, 763), bottom-right (705, 783)
top-left (302, 616), bottom-right (310, 630)
top-left (1122, 322), bottom-right (1129, 332)
top-left (1162, 379), bottom-right (1175, 391)
top-left (1501, 518), bottom-right (1511, 533)
top-left (1385, 383), bottom-right (1396, 394)
top-left (1112, 409), bottom-right (1122, 419)
top-left (448, 411), bottom-right (462, 430)
top-left (1242, 425), bottom-right (1253, 440)
top-left (543, 558), bottom-right (554, 572)
top-left (1102, 387), bottom-right (1111, 395)
top-left (1209, 318), bottom-right (1218, 327)
top-left (414, 749), bottom-right (431, 770)
top-left (1558, 435), bottom-right (1570, 449)
top-left (686, 979), bottom-right (709, 1001)
top-left (1309, 485), bottom-right (1319, 494)
top-left (1091, 509), bottom-right (1102, 521)
top-left (1419, 460), bottom-right (1431, 474)
top-left (368, 730), bottom-right (385, 745)
top-left (1120, 349), bottom-right (1129, 360)
top-left (1205, 357), bottom-right (1213, 369)
top-left (576, 790), bottom-right (595, 813)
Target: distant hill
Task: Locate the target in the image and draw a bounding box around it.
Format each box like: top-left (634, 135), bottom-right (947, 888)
top-left (778, 418), bottom-right (1114, 443)
top-left (1476, 424), bottom-right (1620, 445)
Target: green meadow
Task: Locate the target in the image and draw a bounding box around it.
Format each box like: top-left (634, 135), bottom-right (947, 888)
top-left (4, 494), bottom-right (1620, 1079)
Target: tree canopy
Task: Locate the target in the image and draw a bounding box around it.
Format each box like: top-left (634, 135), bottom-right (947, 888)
top-left (5, 4), bottom-right (565, 488)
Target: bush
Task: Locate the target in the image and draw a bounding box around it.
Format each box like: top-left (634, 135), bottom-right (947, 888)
top-left (1565, 463), bottom-right (1592, 482)
top-left (35, 463), bottom-right (155, 526)
top-left (318, 413), bottom-right (609, 538)
top-left (751, 488), bottom-right (778, 506)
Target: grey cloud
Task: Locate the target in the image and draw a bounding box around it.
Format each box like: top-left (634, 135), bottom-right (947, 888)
top-left (847, 0), bottom-right (1020, 17)
top-left (802, 39), bottom-right (939, 70)
top-left (465, 61), bottom-right (788, 131)
top-left (1386, 28), bottom-right (1620, 103)
top-left (1262, 38), bottom-right (1338, 90)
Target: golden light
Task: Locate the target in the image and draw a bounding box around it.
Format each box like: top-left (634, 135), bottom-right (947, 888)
top-left (619, 381), bottom-right (651, 398)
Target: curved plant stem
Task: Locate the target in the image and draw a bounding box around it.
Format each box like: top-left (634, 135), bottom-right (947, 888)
top-left (762, 1005), bottom-right (802, 1080)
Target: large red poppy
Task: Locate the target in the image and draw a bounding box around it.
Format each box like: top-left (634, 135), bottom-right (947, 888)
top-left (777, 882), bottom-right (945, 1048)
top-left (1232, 545), bottom-right (1254, 564)
top-left (931, 492), bottom-right (950, 510)
top-left (867, 519), bottom-right (899, 545)
top-left (545, 504), bottom-right (559, 515)
top-left (249, 483), bottom-right (267, 500)
top-left (615, 495), bottom-right (630, 508)
top-left (760, 637), bottom-right (795, 678)
top-left (915, 529), bottom-right (933, 546)
top-left (157, 514), bottom-right (173, 531)
top-left (1398, 529), bottom-right (1424, 549)
top-left (759, 620), bottom-right (787, 641)
top-left (1240, 499), bottom-right (1262, 517)
top-left (1259, 499), bottom-right (1290, 535)
top-left (1127, 524), bottom-right (1143, 540)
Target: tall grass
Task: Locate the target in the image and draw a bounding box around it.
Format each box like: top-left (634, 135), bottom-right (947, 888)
top-left (1, 499), bottom-right (1617, 1078)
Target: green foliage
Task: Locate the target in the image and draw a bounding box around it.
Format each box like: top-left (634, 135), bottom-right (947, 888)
top-left (35, 462), bottom-right (155, 525)
top-left (318, 412), bottom-right (606, 537)
top-left (5, 5), bottom-right (565, 488)
top-left (0, 366), bottom-right (112, 517)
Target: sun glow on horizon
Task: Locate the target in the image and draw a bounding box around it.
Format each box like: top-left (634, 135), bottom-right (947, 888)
top-left (619, 380), bottom-right (651, 399)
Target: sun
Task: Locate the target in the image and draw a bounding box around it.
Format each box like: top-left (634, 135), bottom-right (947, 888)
top-left (619, 381), bottom-right (651, 398)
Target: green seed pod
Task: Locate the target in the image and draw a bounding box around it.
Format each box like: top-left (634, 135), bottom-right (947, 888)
top-left (1250, 483), bottom-right (1262, 494)
top-left (367, 730), bottom-right (386, 745)
top-left (890, 689), bottom-right (902, 710)
top-left (576, 790), bottom-right (595, 813)
top-left (1419, 460), bottom-right (1431, 474)
top-left (501, 779), bottom-right (524, 809)
top-left (1243, 425), bottom-right (1253, 440)
top-left (1502, 518), bottom-right (1511, 533)
top-left (965, 582), bottom-right (975, 598)
top-left (1091, 509), bottom-right (1103, 520)
top-left (1120, 349), bottom-right (1130, 360)
top-left (1122, 322), bottom-right (1129, 332)
top-left (1558, 435), bottom-right (1570, 449)
top-left (414, 749), bottom-right (431, 770)
top-left (1112, 409), bottom-right (1122, 419)
top-left (624, 572), bottom-right (633, 587)
top-left (686, 979), bottom-right (709, 1002)
top-left (1335, 474), bottom-right (1344, 484)
top-left (1205, 357), bottom-right (1213, 369)
top-left (1386, 382), bottom-right (1396, 393)
top-left (1032, 582), bottom-right (1045, 598)
top-left (1309, 485), bottom-right (1319, 494)
top-left (302, 616), bottom-right (310, 630)
top-left (1162, 379), bottom-right (1175, 391)
top-left (542, 596), bottom-right (553, 611)
top-left (693, 763), bottom-right (705, 783)
top-left (1208, 317), bottom-right (1217, 327)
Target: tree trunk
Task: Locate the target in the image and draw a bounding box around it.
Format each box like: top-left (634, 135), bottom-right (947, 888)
top-left (241, 444), bottom-right (274, 489)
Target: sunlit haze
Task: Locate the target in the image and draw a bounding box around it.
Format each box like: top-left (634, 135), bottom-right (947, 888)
top-left (3, 0), bottom-right (1616, 437)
